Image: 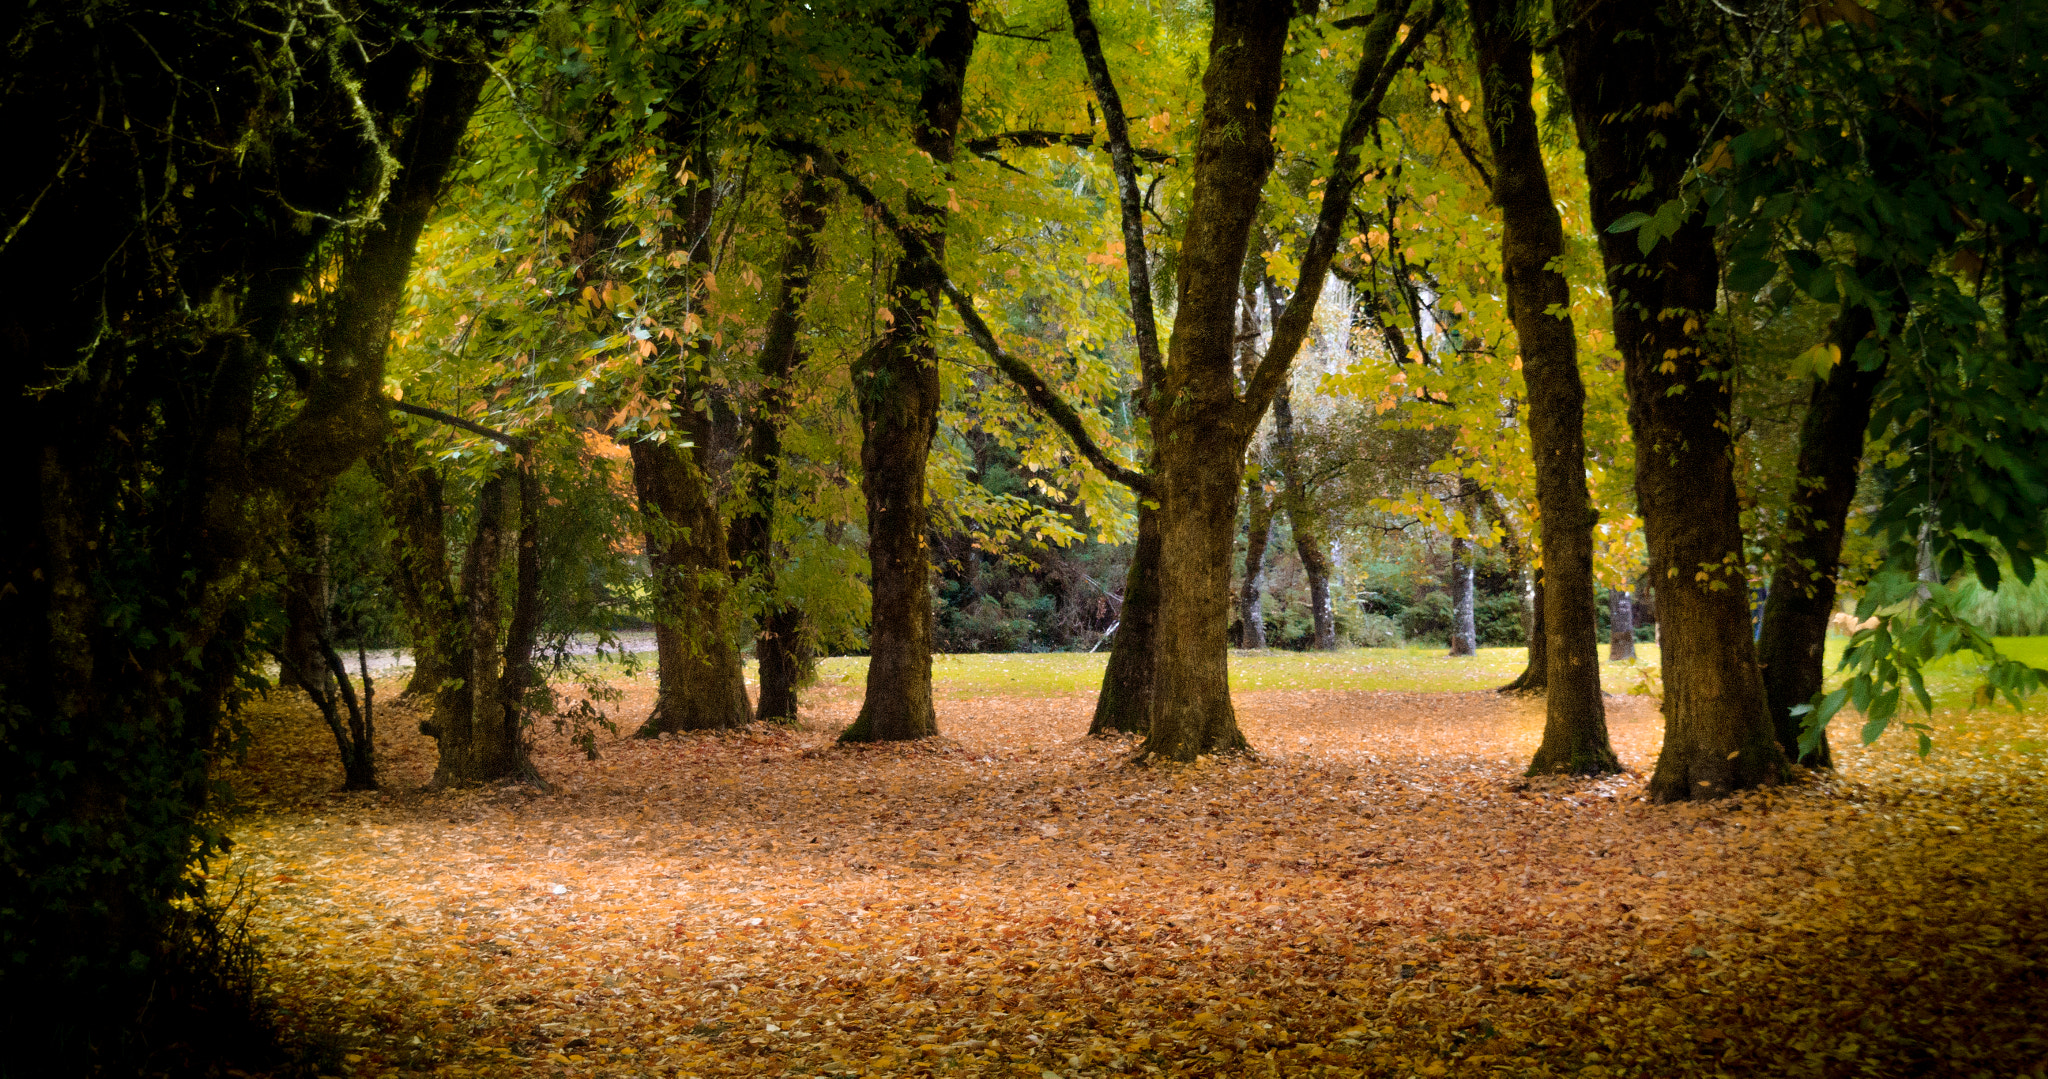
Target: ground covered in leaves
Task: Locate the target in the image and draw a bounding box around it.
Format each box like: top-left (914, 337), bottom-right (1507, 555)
top-left (221, 649), bottom-right (2048, 1078)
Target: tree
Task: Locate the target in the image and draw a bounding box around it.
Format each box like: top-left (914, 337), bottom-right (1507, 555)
top-left (1552, 0), bottom-right (1786, 799)
top-left (1471, 0), bottom-right (1619, 774)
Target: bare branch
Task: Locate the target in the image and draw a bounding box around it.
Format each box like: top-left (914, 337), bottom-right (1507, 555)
top-left (388, 397), bottom-right (527, 448)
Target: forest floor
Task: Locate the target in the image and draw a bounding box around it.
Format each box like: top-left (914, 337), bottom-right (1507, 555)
top-left (219, 646), bottom-right (2048, 1079)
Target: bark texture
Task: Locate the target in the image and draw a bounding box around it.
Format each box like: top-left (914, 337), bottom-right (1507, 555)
top-left (374, 443), bottom-right (459, 699)
top-left (1473, 0), bottom-right (1618, 773)
top-left (1609, 590), bottom-right (1637, 662)
top-left (1448, 530), bottom-right (1478, 656)
top-left (1554, 0), bottom-right (1785, 799)
top-left (1091, 503), bottom-right (1161, 735)
top-left (1501, 569), bottom-right (1549, 692)
top-left (425, 462), bottom-right (539, 786)
top-left (1274, 384), bottom-right (1338, 651)
top-left (1240, 481), bottom-right (1274, 649)
top-left (631, 437), bottom-right (752, 735)
top-left (841, 0), bottom-right (976, 742)
top-left (1756, 301), bottom-right (1882, 768)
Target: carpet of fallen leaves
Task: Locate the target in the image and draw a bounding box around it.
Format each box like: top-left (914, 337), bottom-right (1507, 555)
top-left (218, 670), bottom-right (2048, 1079)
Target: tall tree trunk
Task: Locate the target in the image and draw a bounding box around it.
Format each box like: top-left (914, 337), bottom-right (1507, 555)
top-left (372, 441), bottom-right (459, 699)
top-left (1090, 502), bottom-right (1160, 734)
top-left (1239, 477), bottom-right (1274, 649)
top-left (428, 467), bottom-right (529, 785)
top-left (1756, 301), bottom-right (1882, 768)
top-left (1274, 383), bottom-right (1338, 650)
top-left (1554, 0), bottom-right (1784, 799)
top-left (631, 437), bottom-right (752, 734)
top-left (1501, 568), bottom-right (1549, 692)
top-left (1609, 590), bottom-right (1637, 661)
top-left (731, 176), bottom-right (829, 723)
top-left (1473, 0), bottom-right (1617, 772)
top-left (841, 0), bottom-right (976, 743)
top-left (1447, 529), bottom-right (1478, 655)
top-left (282, 505), bottom-right (334, 702)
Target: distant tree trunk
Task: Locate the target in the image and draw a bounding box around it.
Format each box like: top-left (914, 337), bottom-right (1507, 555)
top-left (1474, 0), bottom-right (1617, 773)
top-left (631, 436), bottom-right (751, 735)
top-left (1555, 0), bottom-right (1784, 799)
top-left (1609, 590), bottom-right (1637, 661)
top-left (373, 442), bottom-right (459, 700)
top-left (841, 0), bottom-right (975, 743)
top-left (1756, 299), bottom-right (1881, 768)
top-left (1274, 383), bottom-right (1337, 650)
top-left (427, 465), bottom-right (533, 786)
top-left (282, 506), bottom-right (334, 702)
top-left (1239, 478), bottom-right (1274, 649)
top-left (1448, 529), bottom-right (1478, 656)
top-left (1501, 568), bottom-right (1548, 692)
top-left (1091, 501), bottom-right (1160, 735)
top-left (731, 176), bottom-right (829, 724)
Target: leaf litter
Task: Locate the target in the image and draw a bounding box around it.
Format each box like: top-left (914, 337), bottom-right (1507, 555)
top-left (218, 675), bottom-right (2048, 1078)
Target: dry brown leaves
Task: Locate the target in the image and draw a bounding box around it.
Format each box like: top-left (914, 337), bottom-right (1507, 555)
top-left (217, 680), bottom-right (2048, 1078)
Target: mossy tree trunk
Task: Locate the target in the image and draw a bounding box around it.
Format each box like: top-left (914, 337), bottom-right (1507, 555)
top-left (631, 435), bottom-right (752, 735)
top-left (1473, 0), bottom-right (1618, 773)
top-left (1554, 0), bottom-right (1785, 800)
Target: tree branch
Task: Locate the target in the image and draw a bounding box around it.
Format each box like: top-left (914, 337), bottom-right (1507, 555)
top-left (779, 139), bottom-right (1152, 496)
top-left (388, 397), bottom-right (528, 448)
top-left (1242, 0), bottom-right (1446, 420)
top-left (1440, 102), bottom-right (1493, 189)
top-left (962, 129), bottom-right (1174, 164)
top-left (1066, 0), bottom-right (1166, 397)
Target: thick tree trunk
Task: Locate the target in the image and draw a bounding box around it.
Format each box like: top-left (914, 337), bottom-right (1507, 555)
top-left (731, 176), bottom-right (828, 724)
top-left (1609, 590), bottom-right (1637, 662)
top-left (1090, 501), bottom-right (1161, 734)
top-left (1473, 0), bottom-right (1618, 772)
top-left (1448, 531), bottom-right (1477, 655)
top-left (282, 506), bottom-right (334, 702)
top-left (631, 438), bottom-right (752, 735)
top-left (1274, 385), bottom-right (1337, 650)
top-left (1555, 0), bottom-right (1784, 799)
top-left (372, 442), bottom-right (459, 699)
top-left (1756, 301), bottom-right (1882, 768)
top-left (1239, 477), bottom-right (1274, 649)
top-left (1133, 0), bottom-right (1293, 762)
top-left (841, 0), bottom-right (976, 743)
top-left (428, 468), bottom-right (529, 785)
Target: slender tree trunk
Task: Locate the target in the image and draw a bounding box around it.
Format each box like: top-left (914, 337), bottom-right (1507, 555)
top-left (1501, 568), bottom-right (1549, 692)
top-left (1090, 501), bottom-right (1160, 734)
top-left (1609, 590), bottom-right (1637, 661)
top-left (631, 437), bottom-right (752, 735)
top-left (372, 442), bottom-right (459, 699)
top-left (1239, 478), bottom-right (1274, 649)
top-left (841, 0), bottom-right (976, 742)
top-left (1756, 301), bottom-right (1882, 768)
top-left (283, 506), bottom-right (334, 702)
top-left (429, 469), bottom-right (527, 785)
top-left (1448, 529), bottom-right (1478, 655)
top-left (1274, 384), bottom-right (1337, 650)
top-left (1474, 0), bottom-right (1618, 772)
top-left (731, 176), bottom-right (829, 723)
top-left (1555, 0), bottom-right (1784, 799)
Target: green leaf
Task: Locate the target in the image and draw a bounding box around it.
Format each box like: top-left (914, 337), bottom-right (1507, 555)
top-left (1606, 211), bottom-right (1653, 233)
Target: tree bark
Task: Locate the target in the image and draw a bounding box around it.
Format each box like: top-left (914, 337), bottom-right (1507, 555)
top-left (1448, 528), bottom-right (1478, 656)
top-left (1239, 476), bottom-right (1274, 649)
top-left (283, 505), bottom-right (334, 703)
top-left (428, 467), bottom-right (530, 785)
top-left (631, 437), bottom-right (752, 734)
top-left (1609, 590), bottom-right (1637, 661)
top-left (372, 442), bottom-right (460, 699)
top-left (840, 0), bottom-right (976, 742)
top-left (1473, 0), bottom-right (1618, 773)
top-left (731, 176), bottom-right (829, 724)
top-left (1274, 384), bottom-right (1338, 650)
top-left (1756, 300), bottom-right (1882, 768)
top-left (1554, 0), bottom-right (1784, 799)
top-left (1500, 568), bottom-right (1549, 692)
top-left (1090, 501), bottom-right (1161, 734)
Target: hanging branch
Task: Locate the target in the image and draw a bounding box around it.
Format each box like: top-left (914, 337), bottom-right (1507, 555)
top-left (388, 397), bottom-right (529, 449)
top-left (778, 139), bottom-right (1152, 496)
top-left (1066, 0), bottom-right (1166, 396)
top-left (1241, 0), bottom-right (1445, 419)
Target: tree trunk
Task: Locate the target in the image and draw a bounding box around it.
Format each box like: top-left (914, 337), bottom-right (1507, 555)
top-left (428, 467), bottom-right (531, 786)
top-left (1239, 477), bottom-right (1274, 649)
top-left (731, 176), bottom-right (828, 724)
top-left (372, 441), bottom-right (459, 699)
top-left (1090, 501), bottom-right (1161, 734)
top-left (1554, 0), bottom-right (1784, 799)
top-left (1274, 384), bottom-right (1338, 650)
top-left (1609, 590), bottom-right (1637, 661)
top-left (840, 0), bottom-right (976, 743)
top-left (1133, 0), bottom-right (1294, 762)
top-left (631, 437), bottom-right (752, 735)
top-left (1756, 300), bottom-right (1882, 768)
top-left (1500, 568), bottom-right (1549, 692)
top-left (1473, 0), bottom-right (1618, 773)
top-left (282, 505), bottom-right (334, 703)
top-left (1448, 529), bottom-right (1478, 656)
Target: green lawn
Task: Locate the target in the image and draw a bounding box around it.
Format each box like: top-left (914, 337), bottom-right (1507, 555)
top-left (806, 644), bottom-right (1669, 699)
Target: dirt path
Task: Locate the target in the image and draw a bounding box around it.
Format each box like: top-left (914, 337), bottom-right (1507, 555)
top-left (221, 685), bottom-right (2048, 1077)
